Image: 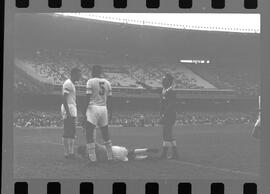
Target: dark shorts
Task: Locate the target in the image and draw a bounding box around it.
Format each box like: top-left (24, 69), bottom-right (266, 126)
top-left (63, 117), bottom-right (76, 138)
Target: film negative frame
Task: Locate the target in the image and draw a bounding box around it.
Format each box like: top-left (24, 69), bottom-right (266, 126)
top-left (2, 0), bottom-right (270, 193)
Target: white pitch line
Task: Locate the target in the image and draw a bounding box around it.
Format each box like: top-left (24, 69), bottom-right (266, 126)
top-left (39, 140), bottom-right (259, 177)
top-left (168, 159), bottom-right (259, 177)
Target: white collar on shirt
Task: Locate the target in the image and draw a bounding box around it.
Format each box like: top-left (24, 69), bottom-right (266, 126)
top-left (162, 86), bottom-right (173, 95)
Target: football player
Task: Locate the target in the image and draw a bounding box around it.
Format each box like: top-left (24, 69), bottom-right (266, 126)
top-left (77, 143), bottom-right (159, 162)
top-left (252, 95), bottom-right (261, 139)
top-left (61, 67), bottom-right (81, 159)
top-left (82, 65), bottom-right (114, 165)
top-left (252, 113), bottom-right (261, 139)
top-left (136, 73), bottom-right (179, 159)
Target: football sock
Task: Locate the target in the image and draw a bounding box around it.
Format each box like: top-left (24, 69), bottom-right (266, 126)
top-left (146, 148), bottom-right (159, 154)
top-left (160, 147), bottom-right (168, 158)
top-left (134, 148), bottom-right (148, 155)
top-left (163, 141), bottom-right (172, 147)
top-left (69, 139), bottom-right (75, 154)
top-left (171, 140), bottom-right (177, 147)
top-left (86, 143), bottom-right (96, 162)
top-left (160, 141), bottom-right (171, 158)
top-left (171, 140), bottom-right (179, 158)
top-left (104, 140), bottom-right (114, 160)
top-left (63, 138), bottom-right (69, 156)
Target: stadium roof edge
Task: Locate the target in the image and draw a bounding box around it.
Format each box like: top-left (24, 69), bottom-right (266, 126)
top-left (52, 13), bottom-right (259, 35)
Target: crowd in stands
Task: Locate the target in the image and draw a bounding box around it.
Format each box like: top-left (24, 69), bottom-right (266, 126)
top-left (14, 78), bottom-right (44, 93)
top-left (187, 63), bottom-right (259, 96)
top-left (14, 111), bottom-right (63, 128)
top-left (131, 63), bottom-right (205, 89)
top-left (14, 110), bottom-right (256, 128)
top-left (175, 111), bottom-right (255, 126)
top-left (15, 49), bottom-right (209, 89)
top-left (15, 49), bottom-right (259, 96)
top-left (14, 81), bottom-right (31, 93)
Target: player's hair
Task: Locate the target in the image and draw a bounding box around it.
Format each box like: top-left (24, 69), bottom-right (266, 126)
top-left (71, 67), bottom-right (81, 77)
top-left (77, 145), bottom-right (87, 158)
top-left (92, 65), bottom-right (102, 77)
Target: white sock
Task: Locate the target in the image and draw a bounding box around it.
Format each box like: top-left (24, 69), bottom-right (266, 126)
top-left (69, 139), bottom-right (75, 154)
top-left (63, 138), bottom-right (69, 156)
top-left (171, 140), bottom-right (177, 147)
top-left (162, 141), bottom-right (172, 148)
top-left (134, 148), bottom-right (147, 155)
top-left (86, 143), bottom-right (96, 162)
top-left (104, 140), bottom-right (113, 160)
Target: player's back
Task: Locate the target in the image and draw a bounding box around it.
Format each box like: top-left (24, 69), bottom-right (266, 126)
top-left (86, 78), bottom-right (112, 106)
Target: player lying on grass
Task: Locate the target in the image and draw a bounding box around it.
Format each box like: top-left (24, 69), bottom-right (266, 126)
top-left (136, 73), bottom-right (179, 160)
top-left (76, 143), bottom-right (159, 162)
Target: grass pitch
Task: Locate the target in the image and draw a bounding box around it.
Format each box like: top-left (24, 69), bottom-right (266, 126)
top-left (14, 124), bottom-right (259, 180)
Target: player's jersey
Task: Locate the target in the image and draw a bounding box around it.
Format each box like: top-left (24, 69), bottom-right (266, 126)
top-left (61, 79), bottom-right (77, 118)
top-left (86, 78), bottom-right (112, 106)
top-left (96, 144), bottom-right (129, 162)
top-left (159, 86), bottom-right (176, 115)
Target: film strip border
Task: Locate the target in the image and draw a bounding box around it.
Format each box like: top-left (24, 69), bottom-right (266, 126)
top-left (15, 182), bottom-right (257, 194)
top-left (16, 0), bottom-right (257, 9)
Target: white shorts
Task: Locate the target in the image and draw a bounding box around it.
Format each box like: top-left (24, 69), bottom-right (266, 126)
top-left (61, 104), bottom-right (77, 119)
top-left (86, 105), bottom-right (108, 128)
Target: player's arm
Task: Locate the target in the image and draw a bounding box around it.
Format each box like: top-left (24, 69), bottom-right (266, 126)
top-left (136, 80), bottom-right (160, 93)
top-left (62, 84), bottom-right (71, 118)
top-left (83, 80), bottom-right (92, 116)
top-left (107, 82), bottom-right (113, 121)
top-left (83, 94), bottom-right (91, 116)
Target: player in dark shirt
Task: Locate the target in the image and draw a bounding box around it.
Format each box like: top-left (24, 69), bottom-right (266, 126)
top-left (136, 73), bottom-right (179, 159)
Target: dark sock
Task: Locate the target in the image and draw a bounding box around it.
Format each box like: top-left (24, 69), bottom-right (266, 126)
top-left (160, 146), bottom-right (168, 157)
top-left (147, 148), bottom-right (159, 153)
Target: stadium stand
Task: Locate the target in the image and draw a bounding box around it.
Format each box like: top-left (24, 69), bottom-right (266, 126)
top-left (185, 62), bottom-right (259, 96)
top-left (14, 110), bottom-right (256, 128)
top-left (15, 49), bottom-right (215, 89)
top-left (14, 111), bottom-right (63, 128)
top-left (14, 14), bottom-right (259, 96)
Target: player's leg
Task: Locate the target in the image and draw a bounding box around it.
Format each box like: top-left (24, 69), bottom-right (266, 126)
top-left (85, 122), bottom-right (97, 162)
top-left (77, 145), bottom-right (87, 159)
top-left (68, 139), bottom-right (75, 154)
top-left (85, 107), bottom-right (98, 163)
top-left (170, 140), bottom-right (179, 159)
top-left (164, 123), bottom-right (179, 160)
top-left (63, 118), bottom-right (72, 158)
top-left (99, 107), bottom-right (114, 161)
top-left (68, 117), bottom-right (76, 158)
top-left (100, 125), bottom-right (114, 161)
top-left (160, 121), bottom-right (172, 159)
top-left (127, 147), bottom-right (159, 161)
top-left (62, 138), bottom-right (69, 158)
top-left (133, 148), bottom-right (159, 155)
top-left (169, 114), bottom-right (179, 159)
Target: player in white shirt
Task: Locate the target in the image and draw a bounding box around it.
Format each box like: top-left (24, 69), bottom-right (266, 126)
top-left (82, 65), bottom-right (114, 165)
top-left (61, 68), bottom-right (81, 159)
top-left (77, 143), bottom-right (159, 162)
